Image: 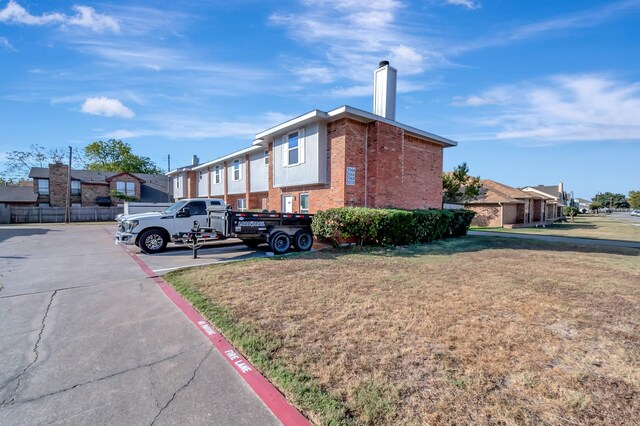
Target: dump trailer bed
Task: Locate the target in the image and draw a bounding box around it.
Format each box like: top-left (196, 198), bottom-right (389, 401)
top-left (206, 206), bottom-right (314, 254)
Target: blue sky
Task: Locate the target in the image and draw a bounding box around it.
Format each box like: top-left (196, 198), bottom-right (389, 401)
top-left (1, 0), bottom-right (639, 198)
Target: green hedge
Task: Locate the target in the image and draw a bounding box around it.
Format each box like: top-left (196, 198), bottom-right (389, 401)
top-left (311, 207), bottom-right (475, 247)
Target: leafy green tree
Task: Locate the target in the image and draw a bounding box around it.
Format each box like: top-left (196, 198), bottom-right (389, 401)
top-left (443, 162), bottom-right (482, 205)
top-left (1, 144), bottom-right (84, 181)
top-left (109, 190), bottom-right (138, 202)
top-left (629, 191), bottom-right (640, 209)
top-left (563, 206), bottom-right (578, 222)
top-left (589, 201), bottom-right (602, 213)
top-left (84, 140), bottom-right (163, 174)
top-left (592, 192), bottom-right (629, 209)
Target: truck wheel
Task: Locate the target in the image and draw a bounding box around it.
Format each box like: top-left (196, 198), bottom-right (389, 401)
top-left (242, 239), bottom-right (262, 248)
top-left (294, 230), bottom-right (313, 251)
top-left (269, 232), bottom-right (291, 254)
top-left (139, 229), bottom-right (168, 254)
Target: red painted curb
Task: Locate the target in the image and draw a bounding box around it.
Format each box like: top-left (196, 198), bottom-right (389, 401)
top-left (109, 230), bottom-right (311, 426)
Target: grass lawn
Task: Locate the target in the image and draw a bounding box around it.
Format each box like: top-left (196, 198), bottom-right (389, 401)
top-left (165, 237), bottom-right (639, 425)
top-left (472, 214), bottom-right (640, 242)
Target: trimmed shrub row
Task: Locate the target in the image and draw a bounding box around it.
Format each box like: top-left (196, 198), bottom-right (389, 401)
top-left (311, 207), bottom-right (476, 247)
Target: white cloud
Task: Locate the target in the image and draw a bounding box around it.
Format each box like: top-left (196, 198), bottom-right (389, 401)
top-left (0, 36), bottom-right (15, 51)
top-left (270, 0), bottom-right (446, 89)
top-left (81, 97), bottom-right (135, 118)
top-left (103, 112), bottom-right (291, 140)
top-left (445, 0), bottom-right (481, 10)
top-left (453, 75), bottom-right (640, 143)
top-left (66, 5), bottom-right (119, 33)
top-left (0, 1), bottom-right (119, 33)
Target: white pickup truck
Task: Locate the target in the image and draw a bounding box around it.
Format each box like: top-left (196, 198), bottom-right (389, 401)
top-left (115, 198), bottom-right (225, 253)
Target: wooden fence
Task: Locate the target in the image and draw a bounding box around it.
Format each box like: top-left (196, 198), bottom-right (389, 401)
top-left (9, 206), bottom-right (124, 223)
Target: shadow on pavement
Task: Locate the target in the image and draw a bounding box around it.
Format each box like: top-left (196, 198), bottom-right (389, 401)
top-left (0, 227), bottom-right (56, 245)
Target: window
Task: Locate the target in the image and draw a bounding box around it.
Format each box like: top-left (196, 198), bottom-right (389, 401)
top-left (186, 201), bottom-right (207, 216)
top-left (237, 198), bottom-right (247, 211)
top-left (300, 193), bottom-right (309, 213)
top-left (264, 150), bottom-right (269, 165)
top-left (71, 180), bottom-right (81, 196)
top-left (116, 181), bottom-right (135, 196)
top-left (213, 165), bottom-right (221, 184)
top-left (176, 176), bottom-right (181, 188)
top-left (233, 159), bottom-right (241, 181)
top-left (288, 132), bottom-right (299, 165)
top-left (199, 170), bottom-right (204, 181)
top-left (283, 129), bottom-right (304, 166)
top-left (38, 179), bottom-right (49, 195)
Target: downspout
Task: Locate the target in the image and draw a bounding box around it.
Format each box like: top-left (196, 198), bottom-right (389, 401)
top-left (364, 125), bottom-right (368, 208)
top-left (499, 202), bottom-right (503, 227)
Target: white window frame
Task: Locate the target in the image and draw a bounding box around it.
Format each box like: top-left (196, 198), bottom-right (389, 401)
top-left (176, 176), bottom-right (181, 189)
top-left (213, 165), bottom-right (221, 184)
top-left (237, 198), bottom-right (247, 211)
top-left (199, 170), bottom-right (205, 181)
top-left (232, 159), bottom-right (241, 181)
top-left (300, 193), bottom-right (309, 213)
top-left (264, 150), bottom-right (269, 165)
top-left (38, 179), bottom-right (49, 195)
top-left (116, 181), bottom-right (135, 196)
top-left (283, 128), bottom-right (305, 167)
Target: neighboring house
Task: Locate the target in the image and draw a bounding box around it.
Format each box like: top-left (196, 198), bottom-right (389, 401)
top-left (168, 61), bottom-right (457, 213)
top-left (28, 164), bottom-right (172, 207)
top-left (575, 198), bottom-right (592, 212)
top-left (0, 185), bottom-right (38, 206)
top-left (464, 179), bottom-right (551, 228)
top-left (521, 182), bottom-right (570, 221)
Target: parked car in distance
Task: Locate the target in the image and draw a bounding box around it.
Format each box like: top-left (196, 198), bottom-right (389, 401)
top-left (631, 210), bottom-right (640, 216)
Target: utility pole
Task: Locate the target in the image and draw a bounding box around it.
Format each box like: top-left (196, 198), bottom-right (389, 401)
top-left (66, 146), bottom-right (72, 223)
top-left (167, 154), bottom-right (171, 202)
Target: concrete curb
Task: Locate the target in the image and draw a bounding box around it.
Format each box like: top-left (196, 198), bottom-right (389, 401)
top-left (111, 232), bottom-right (311, 426)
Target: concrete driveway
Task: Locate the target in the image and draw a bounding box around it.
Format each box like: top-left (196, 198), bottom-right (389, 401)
top-left (0, 224), bottom-right (281, 425)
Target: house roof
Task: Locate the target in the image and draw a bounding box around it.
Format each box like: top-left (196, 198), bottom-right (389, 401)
top-left (522, 185), bottom-right (562, 199)
top-left (0, 185), bottom-right (38, 203)
top-left (28, 167), bottom-right (171, 203)
top-left (466, 180), bottom-right (524, 205)
top-left (253, 105), bottom-right (457, 148)
top-left (465, 179), bottom-right (554, 205)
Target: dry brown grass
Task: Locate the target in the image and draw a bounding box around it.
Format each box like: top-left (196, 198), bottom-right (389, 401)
top-left (167, 237), bottom-right (640, 425)
top-left (476, 214), bottom-right (640, 242)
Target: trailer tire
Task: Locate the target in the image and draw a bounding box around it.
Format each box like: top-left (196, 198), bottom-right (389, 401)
top-left (269, 232), bottom-right (291, 255)
top-left (294, 230), bottom-right (313, 251)
top-left (139, 229), bottom-right (168, 254)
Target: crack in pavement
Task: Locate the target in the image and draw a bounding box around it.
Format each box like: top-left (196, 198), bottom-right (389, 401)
top-left (0, 343), bottom-right (208, 410)
top-left (0, 283), bottom-right (106, 300)
top-left (1, 290), bottom-right (57, 407)
top-left (150, 347), bottom-right (213, 426)
top-left (148, 364), bottom-right (160, 409)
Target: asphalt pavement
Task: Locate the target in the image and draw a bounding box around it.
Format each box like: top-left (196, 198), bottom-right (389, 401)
top-left (0, 224), bottom-right (280, 425)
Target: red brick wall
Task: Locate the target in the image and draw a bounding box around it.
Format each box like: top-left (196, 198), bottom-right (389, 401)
top-left (267, 117), bottom-right (445, 213)
top-left (109, 174), bottom-right (142, 200)
top-left (468, 205), bottom-right (502, 227)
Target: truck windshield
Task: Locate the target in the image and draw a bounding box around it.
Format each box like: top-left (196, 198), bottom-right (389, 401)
top-left (162, 200), bottom-right (188, 214)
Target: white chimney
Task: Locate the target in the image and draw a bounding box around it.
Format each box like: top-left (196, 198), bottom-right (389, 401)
top-left (192, 155), bottom-right (199, 166)
top-left (373, 60), bottom-right (397, 120)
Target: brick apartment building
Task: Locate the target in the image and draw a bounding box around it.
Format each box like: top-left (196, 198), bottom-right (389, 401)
top-left (168, 62), bottom-right (457, 213)
top-left (28, 164), bottom-right (171, 207)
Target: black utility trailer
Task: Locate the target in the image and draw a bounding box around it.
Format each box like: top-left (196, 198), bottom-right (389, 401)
top-left (178, 206), bottom-right (314, 255)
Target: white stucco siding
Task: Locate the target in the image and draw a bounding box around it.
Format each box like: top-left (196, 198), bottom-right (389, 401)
top-left (197, 169), bottom-right (208, 197)
top-left (227, 158), bottom-right (245, 195)
top-left (273, 122), bottom-right (327, 188)
top-left (249, 150), bottom-right (268, 192)
top-left (209, 163), bottom-right (224, 196)
top-left (172, 173), bottom-right (185, 199)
